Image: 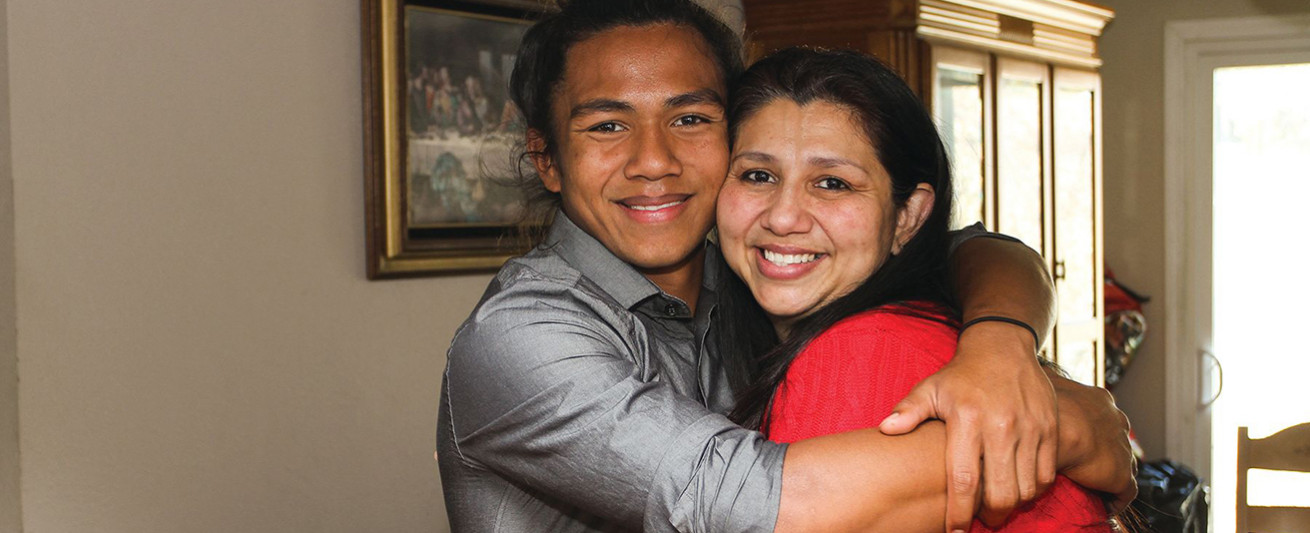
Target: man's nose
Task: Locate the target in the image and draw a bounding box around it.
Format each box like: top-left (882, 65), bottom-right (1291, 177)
top-left (624, 126), bottom-right (683, 181)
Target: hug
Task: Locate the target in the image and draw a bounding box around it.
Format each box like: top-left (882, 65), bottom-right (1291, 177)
top-left (437, 0), bottom-right (1136, 531)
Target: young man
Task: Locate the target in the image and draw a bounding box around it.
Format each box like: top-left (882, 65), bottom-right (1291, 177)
top-left (437, 1), bottom-right (1135, 531)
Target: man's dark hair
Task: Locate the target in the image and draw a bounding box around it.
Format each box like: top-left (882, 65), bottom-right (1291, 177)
top-left (507, 0), bottom-right (745, 234)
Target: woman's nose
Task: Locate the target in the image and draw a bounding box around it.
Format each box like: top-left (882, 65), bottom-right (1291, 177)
top-left (760, 185), bottom-right (812, 236)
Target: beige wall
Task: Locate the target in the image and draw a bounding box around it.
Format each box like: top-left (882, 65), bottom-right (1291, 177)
top-left (1096, 0), bottom-right (1309, 460)
top-left (11, 0), bottom-right (1309, 529)
top-left (1, 0), bottom-right (23, 529)
top-left (6, 0), bottom-right (491, 531)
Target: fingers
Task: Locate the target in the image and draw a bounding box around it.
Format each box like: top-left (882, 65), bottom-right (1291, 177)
top-left (1015, 431), bottom-right (1040, 503)
top-left (1035, 375), bottom-right (1060, 493)
top-left (1107, 419), bottom-right (1138, 516)
top-left (977, 419), bottom-right (1019, 527)
top-left (1111, 481), bottom-right (1137, 515)
top-left (944, 415), bottom-right (982, 533)
top-left (1110, 458), bottom-right (1142, 515)
top-left (1107, 459), bottom-right (1138, 516)
top-left (880, 384), bottom-right (938, 436)
top-left (1036, 436), bottom-right (1058, 493)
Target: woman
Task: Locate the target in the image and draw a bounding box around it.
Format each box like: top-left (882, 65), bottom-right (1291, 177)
top-left (716, 47), bottom-right (1115, 532)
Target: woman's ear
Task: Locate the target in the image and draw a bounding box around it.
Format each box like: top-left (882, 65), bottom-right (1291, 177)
top-left (892, 183), bottom-right (936, 255)
top-left (526, 129), bottom-right (561, 193)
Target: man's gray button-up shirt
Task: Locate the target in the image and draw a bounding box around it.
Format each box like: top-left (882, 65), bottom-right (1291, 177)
top-left (437, 213), bottom-right (786, 532)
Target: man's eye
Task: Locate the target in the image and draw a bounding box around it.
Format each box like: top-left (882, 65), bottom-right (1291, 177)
top-left (588, 122), bottom-right (626, 133)
top-left (672, 115), bottom-right (709, 127)
top-left (741, 170), bottom-right (775, 183)
top-left (816, 176), bottom-right (850, 190)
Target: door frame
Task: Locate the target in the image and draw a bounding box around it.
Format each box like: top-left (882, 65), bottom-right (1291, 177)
top-left (1162, 13), bottom-right (1310, 479)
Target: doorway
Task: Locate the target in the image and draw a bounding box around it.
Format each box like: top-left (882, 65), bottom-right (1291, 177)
top-left (1164, 13), bottom-right (1310, 532)
top-left (1209, 61), bottom-right (1310, 531)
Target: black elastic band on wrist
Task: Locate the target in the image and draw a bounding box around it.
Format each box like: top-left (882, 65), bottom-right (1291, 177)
top-left (959, 316), bottom-right (1040, 351)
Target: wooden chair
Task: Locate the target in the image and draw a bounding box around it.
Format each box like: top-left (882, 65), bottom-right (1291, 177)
top-left (1237, 422), bottom-right (1310, 533)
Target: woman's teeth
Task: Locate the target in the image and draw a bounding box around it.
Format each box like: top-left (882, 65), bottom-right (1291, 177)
top-left (762, 249), bottom-right (820, 266)
top-left (627, 201), bottom-right (682, 211)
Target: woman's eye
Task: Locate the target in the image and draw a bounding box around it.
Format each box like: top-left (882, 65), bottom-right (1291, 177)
top-left (672, 115), bottom-right (709, 127)
top-left (741, 170), bottom-right (775, 184)
top-left (588, 122), bottom-right (626, 133)
top-left (816, 176), bottom-right (850, 190)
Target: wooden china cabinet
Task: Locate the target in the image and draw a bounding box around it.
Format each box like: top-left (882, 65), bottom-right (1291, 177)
top-left (741, 0), bottom-right (1114, 386)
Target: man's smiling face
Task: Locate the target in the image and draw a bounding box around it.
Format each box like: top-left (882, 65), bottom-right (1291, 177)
top-left (534, 23), bottom-right (729, 274)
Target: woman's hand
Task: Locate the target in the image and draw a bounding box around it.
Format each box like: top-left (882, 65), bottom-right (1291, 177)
top-left (1049, 372), bottom-right (1138, 513)
top-left (879, 321), bottom-right (1058, 532)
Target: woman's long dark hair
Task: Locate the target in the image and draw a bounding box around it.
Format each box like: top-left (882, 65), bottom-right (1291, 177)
top-left (720, 48), bottom-right (958, 430)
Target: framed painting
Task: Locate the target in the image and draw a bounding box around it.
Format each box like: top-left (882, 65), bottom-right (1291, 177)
top-left (362, 0), bottom-right (545, 278)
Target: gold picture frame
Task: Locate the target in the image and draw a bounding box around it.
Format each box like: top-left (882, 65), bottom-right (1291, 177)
top-left (361, 0), bottom-right (545, 278)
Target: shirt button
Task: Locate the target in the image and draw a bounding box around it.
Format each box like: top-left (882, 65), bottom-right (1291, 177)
top-left (664, 304), bottom-right (678, 317)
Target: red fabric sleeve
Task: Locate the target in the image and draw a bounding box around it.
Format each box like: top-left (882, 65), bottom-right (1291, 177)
top-left (765, 307), bottom-right (1111, 532)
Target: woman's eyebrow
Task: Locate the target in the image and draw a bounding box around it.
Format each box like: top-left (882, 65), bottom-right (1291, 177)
top-left (732, 151), bottom-right (775, 164)
top-left (809, 156), bottom-right (867, 173)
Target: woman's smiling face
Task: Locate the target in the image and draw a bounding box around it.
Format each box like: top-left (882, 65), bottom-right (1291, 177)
top-left (718, 99), bottom-right (908, 335)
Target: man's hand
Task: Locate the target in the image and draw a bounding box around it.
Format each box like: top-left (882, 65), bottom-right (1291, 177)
top-left (879, 321), bottom-right (1058, 532)
top-left (1050, 371), bottom-right (1137, 513)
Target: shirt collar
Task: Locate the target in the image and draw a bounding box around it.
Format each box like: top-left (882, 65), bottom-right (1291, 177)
top-left (544, 211), bottom-right (722, 313)
top-left (545, 212), bottom-right (663, 310)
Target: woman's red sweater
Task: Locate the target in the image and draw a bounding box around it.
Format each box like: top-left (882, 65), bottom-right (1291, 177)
top-left (766, 307), bottom-right (1111, 532)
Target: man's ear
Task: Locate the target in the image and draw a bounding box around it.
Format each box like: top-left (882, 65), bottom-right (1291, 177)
top-left (526, 129), bottom-right (561, 193)
top-left (892, 183), bottom-right (935, 255)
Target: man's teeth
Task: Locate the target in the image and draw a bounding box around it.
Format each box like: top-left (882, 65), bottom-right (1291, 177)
top-left (762, 249), bottom-right (820, 266)
top-left (627, 200), bottom-right (683, 211)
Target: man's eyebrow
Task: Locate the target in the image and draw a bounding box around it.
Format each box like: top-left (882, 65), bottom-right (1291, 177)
top-left (569, 99), bottom-right (634, 119)
top-left (732, 151), bottom-right (775, 164)
top-left (666, 89), bottom-right (725, 110)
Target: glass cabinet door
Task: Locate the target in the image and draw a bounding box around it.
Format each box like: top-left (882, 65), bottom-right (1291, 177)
top-left (995, 58), bottom-right (1051, 257)
top-left (1051, 68), bottom-right (1104, 386)
top-left (932, 47), bottom-right (992, 230)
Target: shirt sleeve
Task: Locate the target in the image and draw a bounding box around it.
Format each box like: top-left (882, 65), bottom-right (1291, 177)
top-left (443, 276), bottom-right (785, 532)
top-left (948, 222), bottom-right (1024, 255)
